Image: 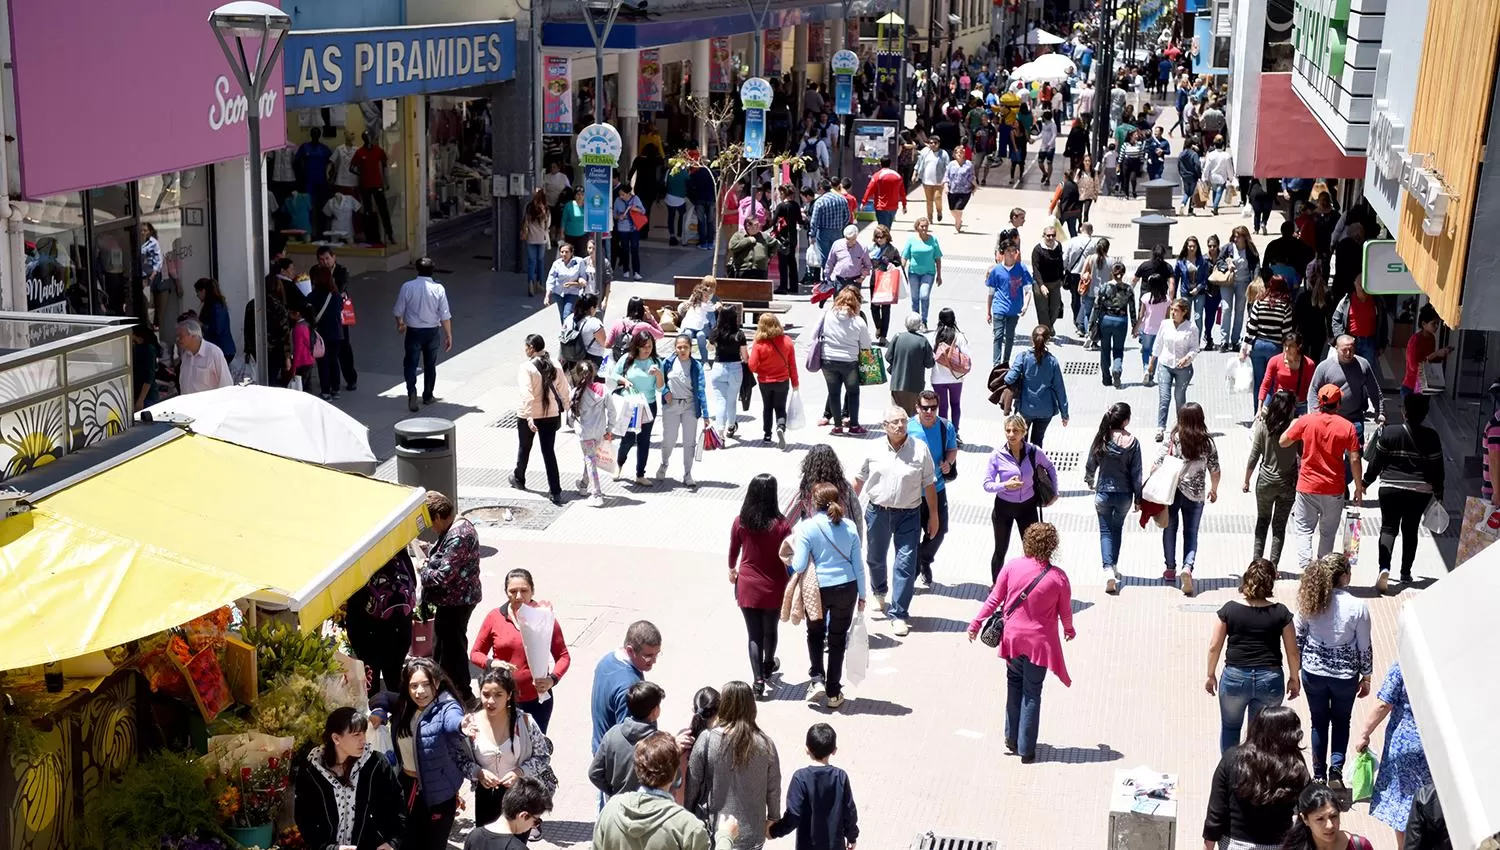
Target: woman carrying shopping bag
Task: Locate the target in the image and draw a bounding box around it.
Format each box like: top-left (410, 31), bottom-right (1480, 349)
top-left (658, 334), bottom-right (708, 490)
top-left (782, 482), bottom-right (866, 710)
top-left (1149, 402), bottom-right (1220, 597)
top-left (867, 225), bottom-right (902, 346)
top-left (747, 314), bottom-right (798, 449)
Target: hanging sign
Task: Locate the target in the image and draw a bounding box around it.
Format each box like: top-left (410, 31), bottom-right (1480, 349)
top-left (764, 28), bottom-right (783, 76)
top-left (831, 50), bottom-right (859, 116)
top-left (809, 24), bottom-right (825, 63)
top-left (709, 37), bottom-right (732, 92)
top-left (639, 49), bottom-right (663, 112)
top-left (576, 123), bottom-right (622, 233)
top-left (543, 57), bottom-right (573, 135)
top-left (740, 77), bottom-right (773, 160)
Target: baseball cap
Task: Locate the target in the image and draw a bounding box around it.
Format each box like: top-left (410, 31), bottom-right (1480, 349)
top-left (1317, 384), bottom-right (1343, 406)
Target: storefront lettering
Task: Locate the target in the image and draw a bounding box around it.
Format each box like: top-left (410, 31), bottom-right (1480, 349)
top-left (294, 34), bottom-right (506, 96)
top-left (296, 45), bottom-right (345, 95)
top-left (208, 75), bottom-right (279, 131)
top-left (26, 273), bottom-right (66, 313)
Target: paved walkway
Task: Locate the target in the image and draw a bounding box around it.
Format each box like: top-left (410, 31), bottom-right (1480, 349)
top-left (336, 151), bottom-right (1435, 849)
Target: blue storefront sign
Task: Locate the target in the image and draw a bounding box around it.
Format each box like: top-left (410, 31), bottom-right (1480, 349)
top-left (584, 165), bottom-right (613, 233)
top-left (284, 21), bottom-right (517, 108)
top-left (576, 123), bottom-right (623, 234)
top-left (740, 77), bottom-right (772, 160)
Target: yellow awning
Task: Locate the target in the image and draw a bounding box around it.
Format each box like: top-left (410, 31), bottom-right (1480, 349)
top-left (0, 432), bottom-right (429, 670)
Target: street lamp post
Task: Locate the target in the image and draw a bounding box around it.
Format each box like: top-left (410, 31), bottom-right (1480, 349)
top-left (1093, 0), bottom-right (1117, 167)
top-left (210, 1), bottom-right (291, 387)
top-left (580, 0), bottom-right (623, 281)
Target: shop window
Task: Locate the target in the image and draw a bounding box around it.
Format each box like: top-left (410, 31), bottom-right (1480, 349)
top-left (20, 193), bottom-right (90, 316)
top-left (86, 185), bottom-right (140, 321)
top-left (427, 95), bottom-right (494, 226)
top-left (279, 101), bottom-right (406, 253)
top-left (140, 168), bottom-right (213, 346)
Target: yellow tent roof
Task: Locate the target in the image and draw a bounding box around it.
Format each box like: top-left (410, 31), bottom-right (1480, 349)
top-left (0, 432), bottom-right (429, 670)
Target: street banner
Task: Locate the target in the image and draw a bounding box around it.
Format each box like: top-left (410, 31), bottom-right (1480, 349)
top-left (740, 77), bottom-right (773, 159)
top-left (576, 123), bottom-right (623, 233)
top-left (639, 49), bottom-right (663, 112)
top-left (764, 28), bottom-right (783, 76)
top-left (709, 37), bottom-right (732, 92)
top-left (809, 24), bottom-right (825, 63)
top-left (543, 57), bottom-right (573, 135)
top-left (831, 50), bottom-right (859, 116)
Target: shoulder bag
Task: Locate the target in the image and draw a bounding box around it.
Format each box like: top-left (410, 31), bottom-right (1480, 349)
top-left (1209, 253), bottom-right (1234, 287)
top-left (1029, 445), bottom-right (1057, 507)
top-left (941, 419), bottom-right (958, 482)
top-left (978, 563), bottom-right (1053, 647)
top-left (804, 314), bottom-right (827, 372)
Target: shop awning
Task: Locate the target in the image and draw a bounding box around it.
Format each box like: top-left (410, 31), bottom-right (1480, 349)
top-left (542, 0), bottom-right (897, 50)
top-left (0, 432), bottom-right (429, 671)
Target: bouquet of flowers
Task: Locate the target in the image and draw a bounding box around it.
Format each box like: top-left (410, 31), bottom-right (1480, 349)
top-left (213, 754), bottom-right (292, 828)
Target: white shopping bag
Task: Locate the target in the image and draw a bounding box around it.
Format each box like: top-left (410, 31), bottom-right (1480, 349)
top-left (287, 374), bottom-right (304, 392)
top-left (1142, 454), bottom-right (1185, 506)
top-left (786, 390), bottom-right (807, 430)
top-left (684, 205), bottom-right (699, 240)
top-left (515, 604), bottom-right (558, 703)
top-left (1226, 358), bottom-right (1253, 394)
top-left (844, 614), bottom-right (870, 687)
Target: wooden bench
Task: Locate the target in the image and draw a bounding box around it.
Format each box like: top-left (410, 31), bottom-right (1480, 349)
top-left (671, 275), bottom-right (790, 327)
top-left (637, 298), bottom-right (786, 334)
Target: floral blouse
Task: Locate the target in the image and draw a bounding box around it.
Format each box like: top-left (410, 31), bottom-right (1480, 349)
top-left (1156, 433), bottom-right (1220, 503)
top-left (420, 517), bottom-right (482, 606)
top-left (1076, 170), bottom-right (1099, 201)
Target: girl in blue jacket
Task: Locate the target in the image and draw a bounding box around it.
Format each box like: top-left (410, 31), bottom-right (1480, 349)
top-left (396, 657), bottom-right (478, 850)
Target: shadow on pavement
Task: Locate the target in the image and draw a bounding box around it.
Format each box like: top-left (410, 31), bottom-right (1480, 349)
top-left (537, 819), bottom-right (596, 846)
top-left (833, 696), bottom-right (913, 717)
top-left (1034, 742), bottom-right (1124, 765)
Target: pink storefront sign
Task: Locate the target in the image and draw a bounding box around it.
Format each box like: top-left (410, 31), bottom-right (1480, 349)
top-left (7, 0), bottom-right (287, 200)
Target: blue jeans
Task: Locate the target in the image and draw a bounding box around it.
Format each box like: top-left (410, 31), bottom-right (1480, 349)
top-left (874, 210), bottom-right (896, 228)
top-left (1211, 181), bottom-right (1227, 210)
top-left (1181, 177), bottom-right (1198, 209)
top-left (1095, 491), bottom-right (1133, 568)
top-left (617, 230), bottom-right (642, 274)
top-left (1303, 671), bottom-right (1360, 780)
top-left (617, 401), bottom-right (658, 477)
top-left (1250, 339), bottom-right (1279, 411)
top-left (1005, 655), bottom-right (1047, 759)
top-left (909, 273), bottom-right (935, 324)
top-left (814, 229), bottom-right (839, 268)
top-left (667, 203), bottom-right (686, 240)
top-left (526, 243), bottom-right (546, 283)
top-left (684, 327), bottom-right (709, 362)
top-left (709, 361), bottom-right (743, 432)
top-left (1076, 294), bottom-right (1094, 336)
top-left (554, 293), bottom-right (578, 323)
top-left (1223, 279), bottom-right (1249, 345)
top-left (1219, 666), bottom-right (1285, 753)
top-left (865, 504), bottom-right (920, 621)
top-left (1098, 314), bottom-right (1128, 377)
top-left (1139, 332), bottom-right (1157, 370)
top-left (402, 326), bottom-right (441, 399)
top-left (1354, 335), bottom-right (1378, 366)
top-left (1163, 491), bottom-right (1205, 571)
top-left (693, 203), bottom-right (714, 246)
top-left (1156, 363), bottom-right (1193, 428)
top-left (992, 313), bottom-right (1020, 364)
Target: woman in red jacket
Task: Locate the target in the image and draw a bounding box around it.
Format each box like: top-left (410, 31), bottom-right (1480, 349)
top-left (469, 568), bottom-right (571, 732)
top-left (747, 313), bottom-right (800, 449)
top-left (1257, 331), bottom-right (1314, 415)
top-left (728, 474), bottom-right (794, 699)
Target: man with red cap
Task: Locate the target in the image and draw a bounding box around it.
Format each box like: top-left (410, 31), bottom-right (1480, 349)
top-left (1281, 384), bottom-right (1364, 569)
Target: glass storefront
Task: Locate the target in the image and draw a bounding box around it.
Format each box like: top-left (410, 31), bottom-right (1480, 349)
top-left (427, 95), bottom-right (494, 230)
top-left (280, 101), bottom-right (407, 253)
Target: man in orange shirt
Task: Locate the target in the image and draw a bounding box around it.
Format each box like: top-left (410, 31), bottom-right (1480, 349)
top-left (862, 157), bottom-right (908, 228)
top-left (1281, 384), bottom-right (1364, 570)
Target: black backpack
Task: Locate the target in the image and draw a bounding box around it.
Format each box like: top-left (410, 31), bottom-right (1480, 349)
top-left (559, 315), bottom-right (587, 363)
top-left (611, 321), bottom-right (640, 362)
top-left (362, 550), bottom-right (416, 620)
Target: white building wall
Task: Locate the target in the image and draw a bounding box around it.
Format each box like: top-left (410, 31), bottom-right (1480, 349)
top-left (1361, 0), bottom-right (1428, 228)
top-left (1227, 0), bottom-right (1265, 177)
top-left (1291, 0), bottom-right (1384, 154)
top-left (212, 158), bottom-right (265, 357)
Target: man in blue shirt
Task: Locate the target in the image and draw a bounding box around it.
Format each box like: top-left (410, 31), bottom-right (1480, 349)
top-left (808, 179), bottom-right (851, 267)
top-left (907, 390), bottom-right (957, 587)
top-left (985, 239), bottom-right (1035, 365)
top-left (590, 620), bottom-right (662, 753)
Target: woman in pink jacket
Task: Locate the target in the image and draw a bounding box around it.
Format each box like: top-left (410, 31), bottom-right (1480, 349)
top-left (966, 522), bottom-right (1076, 764)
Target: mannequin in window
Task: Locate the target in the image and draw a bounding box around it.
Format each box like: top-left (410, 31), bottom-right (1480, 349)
top-left (284, 190), bottom-right (312, 238)
top-left (330, 130), bottom-right (361, 195)
top-left (351, 130), bottom-right (395, 244)
top-left (323, 191), bottom-right (362, 243)
top-left (294, 127), bottom-right (333, 237)
top-left (269, 146), bottom-right (298, 210)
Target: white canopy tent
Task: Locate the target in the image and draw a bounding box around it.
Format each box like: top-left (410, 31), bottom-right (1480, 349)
top-left (1010, 54), bottom-right (1077, 84)
top-left (1398, 546), bottom-right (1500, 850)
top-left (1013, 28), bottom-right (1065, 46)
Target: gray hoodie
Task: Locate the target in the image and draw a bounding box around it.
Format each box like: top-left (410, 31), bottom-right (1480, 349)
top-left (589, 717), bottom-right (659, 798)
top-left (592, 790), bottom-right (732, 850)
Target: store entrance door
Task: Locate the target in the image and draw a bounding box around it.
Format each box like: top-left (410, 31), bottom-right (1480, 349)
top-left (86, 184), bottom-right (142, 321)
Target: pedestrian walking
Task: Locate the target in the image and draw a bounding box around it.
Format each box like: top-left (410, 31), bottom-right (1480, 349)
top-left (512, 334), bottom-right (571, 504)
top-left (1204, 559), bottom-right (1301, 753)
top-left (611, 332), bottom-right (665, 486)
top-left (785, 482), bottom-right (866, 708)
top-left (966, 522), bottom-right (1075, 765)
top-left (862, 158), bottom-right (907, 228)
top-left (1084, 402), bottom-right (1142, 595)
top-left (464, 668), bottom-right (556, 828)
top-left (986, 239), bottom-right (1035, 365)
top-left (524, 190), bottom-right (551, 297)
top-left (1005, 326), bottom-right (1069, 446)
top-left (544, 243), bottom-right (588, 322)
top-left (855, 406), bottom-right (940, 637)
top-left (1362, 393), bottom-right (1444, 594)
top-left (589, 621), bottom-right (662, 752)
top-left (1402, 304), bottom-right (1452, 398)
top-left (747, 314), bottom-right (798, 448)
top-left (685, 681), bottom-right (782, 849)
top-left (1307, 335), bottom-right (1384, 475)
top-left (1280, 783), bottom-right (1377, 850)
top-left (1295, 553), bottom-right (1373, 787)
top-left (1246, 391), bottom-right (1301, 566)
top-left (822, 225), bottom-right (872, 300)
top-left (817, 287), bottom-right (873, 434)
top-left (1077, 153), bottom-right (1100, 222)
top-left (1203, 234), bottom-right (1227, 349)
top-left (984, 413), bottom-right (1058, 581)
top-left (931, 308), bottom-right (971, 431)
top-left (1282, 385), bottom-right (1365, 570)
top-left (944, 148), bottom-right (975, 233)
top-left (1221, 226), bottom-right (1260, 351)
top-left (916, 136), bottom-right (951, 222)
top-left (468, 568), bottom-right (571, 732)
top-left (589, 681), bottom-right (666, 801)
top-left (1243, 274), bottom-right (1296, 416)
top-left (562, 187), bottom-right (589, 256)
top-left (1133, 246), bottom-right (1173, 387)
top-left (868, 225), bottom-right (901, 345)
top-left (657, 334), bottom-right (707, 489)
top-left (708, 304), bottom-right (749, 439)
top-left (1029, 226), bottom-right (1066, 334)
top-left (1258, 332), bottom-right (1315, 415)
top-left (1200, 706), bottom-right (1310, 848)
top-left (395, 657), bottom-right (474, 850)
top-left (307, 265), bottom-right (345, 400)
top-left (1149, 298), bottom-right (1198, 441)
top-left (908, 390), bottom-right (957, 587)
top-left (730, 474), bottom-right (793, 698)
top-left (767, 724), bottom-right (860, 850)
top-left (808, 181), bottom-right (851, 268)
top-left (1204, 137), bottom-right (1237, 214)
top-left (417, 491), bottom-right (482, 696)
top-left (1353, 662), bottom-right (1432, 848)
top-left (886, 314), bottom-right (935, 414)
top-left (1177, 138), bottom-right (1202, 216)
top-left (394, 257), bottom-right (453, 412)
top-left (613, 185), bottom-right (646, 280)
top-left (344, 551), bottom-right (417, 696)
top-left (1065, 227), bottom-right (1102, 338)
top-left (568, 362), bottom-right (615, 507)
top-left (1152, 402), bottom-right (1220, 597)
top-left (902, 218), bottom-right (944, 327)
top-left (772, 184), bottom-right (805, 296)
top-left (1090, 260), bottom-right (1136, 387)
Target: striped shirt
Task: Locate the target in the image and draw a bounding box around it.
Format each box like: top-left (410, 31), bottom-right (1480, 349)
top-left (1244, 296), bottom-right (1294, 346)
top-left (809, 192), bottom-right (851, 234)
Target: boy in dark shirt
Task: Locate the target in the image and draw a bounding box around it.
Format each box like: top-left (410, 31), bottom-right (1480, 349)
top-left (464, 776), bottom-right (552, 850)
top-left (769, 723), bottom-right (859, 850)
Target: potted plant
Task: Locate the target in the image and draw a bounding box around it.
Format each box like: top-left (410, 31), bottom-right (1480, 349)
top-left (80, 751), bottom-right (224, 850)
top-left (410, 601), bottom-right (438, 658)
top-left (213, 754), bottom-right (291, 849)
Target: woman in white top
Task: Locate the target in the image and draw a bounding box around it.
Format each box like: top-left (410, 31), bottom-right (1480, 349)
top-left (1146, 297), bottom-right (1198, 442)
top-left (817, 286), bottom-right (873, 435)
top-left (930, 307), bottom-right (971, 434)
top-left (1294, 552), bottom-right (1373, 787)
top-left (677, 275), bottom-right (722, 361)
top-left (1219, 225), bottom-right (1260, 352)
top-left (524, 190), bottom-right (552, 298)
top-left (544, 242), bottom-right (587, 322)
top-left (465, 668), bottom-right (555, 833)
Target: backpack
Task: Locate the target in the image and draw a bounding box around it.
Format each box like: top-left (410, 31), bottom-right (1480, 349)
top-left (559, 315), bottom-right (587, 363)
top-left (935, 340), bottom-right (972, 378)
top-left (363, 549), bottom-right (416, 620)
top-left (611, 321), bottom-right (640, 362)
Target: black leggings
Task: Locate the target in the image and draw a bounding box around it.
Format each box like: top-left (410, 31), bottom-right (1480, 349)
top-left (741, 607), bottom-right (781, 681)
top-left (759, 380), bottom-right (789, 438)
top-left (403, 777), bottom-right (459, 850)
top-left (516, 415), bottom-right (562, 496)
top-left (870, 305), bottom-right (891, 339)
top-left (991, 497), bottom-right (1040, 581)
top-left (433, 604), bottom-right (476, 697)
top-left (1377, 486), bottom-right (1430, 574)
top-left (345, 610), bottom-right (412, 696)
top-left (777, 250), bottom-right (799, 292)
top-left (806, 581), bottom-right (858, 698)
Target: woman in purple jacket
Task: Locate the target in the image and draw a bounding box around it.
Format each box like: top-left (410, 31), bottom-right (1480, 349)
top-left (395, 657), bottom-right (477, 850)
top-left (983, 413), bottom-right (1059, 581)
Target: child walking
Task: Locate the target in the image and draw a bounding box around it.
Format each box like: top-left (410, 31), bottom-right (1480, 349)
top-left (568, 361), bottom-right (615, 507)
top-left (290, 305), bottom-right (316, 393)
top-left (769, 723), bottom-right (860, 850)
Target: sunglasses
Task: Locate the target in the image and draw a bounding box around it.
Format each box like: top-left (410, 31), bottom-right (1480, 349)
top-left (918, 405), bottom-right (939, 412)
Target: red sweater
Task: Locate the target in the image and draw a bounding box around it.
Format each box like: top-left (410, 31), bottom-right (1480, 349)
top-left (728, 517), bottom-right (793, 609)
top-left (748, 335), bottom-right (799, 387)
top-left (468, 604), bottom-right (571, 703)
top-left (862, 168), bottom-right (907, 212)
top-left (1258, 353), bottom-right (1315, 404)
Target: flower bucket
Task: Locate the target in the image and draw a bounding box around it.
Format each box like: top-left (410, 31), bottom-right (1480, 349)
top-left (226, 823), bottom-right (274, 848)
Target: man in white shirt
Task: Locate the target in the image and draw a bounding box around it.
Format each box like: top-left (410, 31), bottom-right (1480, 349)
top-left (855, 405), bottom-right (940, 637)
top-left (393, 257), bottom-right (454, 411)
top-left (1203, 138), bottom-right (1237, 213)
top-left (175, 319), bottom-right (234, 394)
top-left (915, 136), bottom-right (951, 223)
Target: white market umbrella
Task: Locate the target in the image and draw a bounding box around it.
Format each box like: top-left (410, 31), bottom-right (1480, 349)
top-left (1013, 28), bottom-right (1065, 46)
top-left (142, 385), bottom-right (378, 472)
top-left (1011, 54), bottom-right (1077, 83)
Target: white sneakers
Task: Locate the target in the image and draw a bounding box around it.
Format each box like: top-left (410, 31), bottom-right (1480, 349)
top-left (587, 494), bottom-right (605, 508)
top-left (891, 618), bottom-right (910, 637)
top-left (870, 594), bottom-right (887, 619)
top-left (805, 680), bottom-right (825, 703)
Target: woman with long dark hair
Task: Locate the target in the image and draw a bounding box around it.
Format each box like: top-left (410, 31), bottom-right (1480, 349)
top-left (295, 707), bottom-right (406, 850)
top-left (1222, 225), bottom-right (1261, 351)
top-left (1084, 402), bottom-right (1141, 595)
top-left (464, 667), bottom-right (555, 830)
top-left (1133, 243), bottom-right (1172, 387)
top-left (1202, 706), bottom-right (1311, 849)
top-left (1294, 258), bottom-right (1332, 361)
top-left (612, 330), bottom-right (664, 485)
top-left (1204, 233), bottom-right (1227, 349)
top-left (468, 567), bottom-right (572, 732)
top-left (1295, 553), bottom-right (1373, 787)
top-left (524, 188), bottom-right (551, 297)
top-left (1174, 235), bottom-right (1212, 332)
top-left (867, 224), bottom-right (901, 345)
top-left (1258, 331), bottom-right (1315, 417)
top-left (729, 474), bottom-right (793, 697)
top-left (685, 681), bottom-right (782, 848)
top-left (1151, 402), bottom-right (1221, 597)
top-left (607, 295), bottom-right (665, 349)
top-left (1280, 783), bottom-right (1376, 850)
top-left (1205, 559), bottom-right (1302, 754)
top-left (930, 307), bottom-right (970, 432)
top-left (193, 277), bottom-right (236, 363)
top-left (1362, 392), bottom-right (1445, 593)
top-left (675, 686), bottom-right (722, 804)
top-left (1246, 391), bottom-right (1301, 567)
top-left (787, 444), bottom-right (865, 535)
top-left (1243, 274), bottom-right (1296, 417)
top-left (307, 264), bottom-right (345, 400)
top-left (710, 304), bottom-right (749, 439)
top-left (395, 657), bottom-right (476, 850)
top-left (512, 333), bottom-right (571, 504)
top-left (566, 291), bottom-right (609, 371)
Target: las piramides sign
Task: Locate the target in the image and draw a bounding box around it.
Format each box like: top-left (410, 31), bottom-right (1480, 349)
top-left (284, 21), bottom-right (518, 109)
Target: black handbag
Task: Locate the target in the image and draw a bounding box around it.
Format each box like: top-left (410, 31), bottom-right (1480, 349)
top-left (941, 419), bottom-right (958, 482)
top-left (1029, 445), bottom-right (1057, 506)
top-left (979, 564), bottom-right (1053, 648)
